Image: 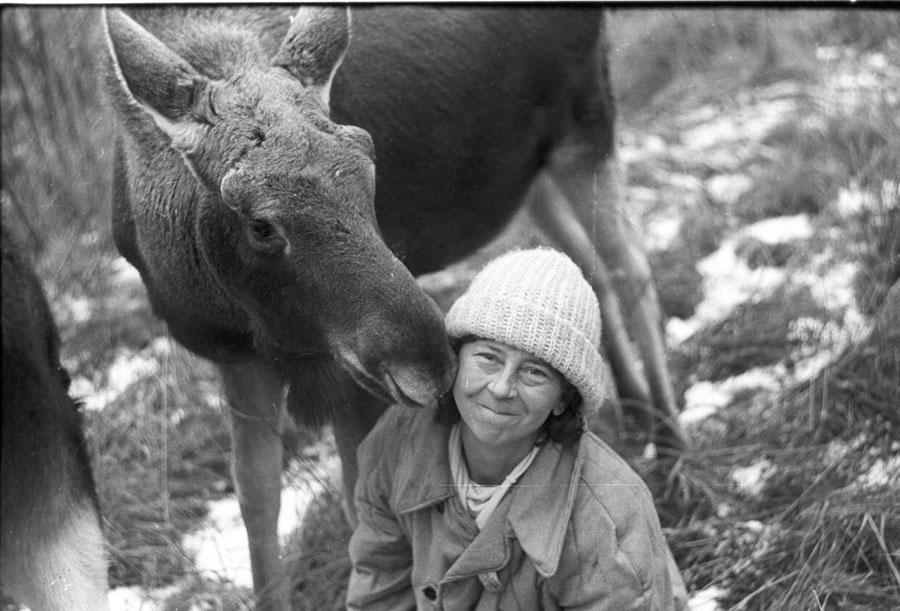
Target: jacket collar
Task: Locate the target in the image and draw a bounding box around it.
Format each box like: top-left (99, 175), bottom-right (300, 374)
top-left (391, 409), bottom-right (584, 578)
top-left (505, 436), bottom-right (582, 577)
top-left (392, 409), bottom-right (457, 513)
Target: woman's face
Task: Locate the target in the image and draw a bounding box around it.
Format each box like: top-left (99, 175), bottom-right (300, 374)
top-left (453, 339), bottom-right (566, 450)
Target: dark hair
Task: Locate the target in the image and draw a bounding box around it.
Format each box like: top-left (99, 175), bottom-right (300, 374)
top-left (435, 335), bottom-right (585, 446)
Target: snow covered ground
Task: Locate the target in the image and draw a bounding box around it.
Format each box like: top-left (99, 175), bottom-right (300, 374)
top-left (107, 448), bottom-right (341, 609)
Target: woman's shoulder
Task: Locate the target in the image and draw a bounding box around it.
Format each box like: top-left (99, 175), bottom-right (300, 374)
top-left (572, 433), bottom-right (657, 520)
top-left (555, 435), bottom-right (673, 595)
top-left (356, 405), bottom-right (452, 510)
top-left (377, 404), bottom-right (442, 435)
top-left (359, 404), bottom-right (443, 457)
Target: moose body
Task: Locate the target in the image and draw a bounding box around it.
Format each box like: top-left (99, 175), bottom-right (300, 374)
top-left (103, 6), bottom-right (683, 608)
top-left (1, 224), bottom-right (109, 609)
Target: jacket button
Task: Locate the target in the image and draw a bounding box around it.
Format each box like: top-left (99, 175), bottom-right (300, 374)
top-left (423, 585), bottom-right (437, 600)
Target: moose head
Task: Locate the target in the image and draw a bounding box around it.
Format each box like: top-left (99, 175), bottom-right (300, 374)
top-left (102, 7), bottom-right (455, 408)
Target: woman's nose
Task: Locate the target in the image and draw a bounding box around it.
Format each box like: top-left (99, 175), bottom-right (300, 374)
top-left (487, 365), bottom-right (517, 398)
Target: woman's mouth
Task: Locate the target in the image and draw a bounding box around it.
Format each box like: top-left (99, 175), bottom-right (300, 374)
top-left (480, 403), bottom-right (513, 416)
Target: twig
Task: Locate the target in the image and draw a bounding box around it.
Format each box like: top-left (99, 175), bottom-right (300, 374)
top-left (731, 570), bottom-right (797, 610)
top-left (864, 512), bottom-right (900, 589)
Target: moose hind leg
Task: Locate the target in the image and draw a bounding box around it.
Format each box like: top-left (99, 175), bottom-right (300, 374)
top-left (541, 148), bottom-right (686, 454)
top-left (525, 172), bottom-right (637, 453)
top-left (220, 361), bottom-right (290, 611)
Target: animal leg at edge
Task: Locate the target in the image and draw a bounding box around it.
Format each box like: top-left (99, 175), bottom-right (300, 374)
top-left (220, 361), bottom-right (291, 611)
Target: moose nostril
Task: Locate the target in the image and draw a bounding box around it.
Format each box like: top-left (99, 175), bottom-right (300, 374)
top-left (382, 364), bottom-right (445, 407)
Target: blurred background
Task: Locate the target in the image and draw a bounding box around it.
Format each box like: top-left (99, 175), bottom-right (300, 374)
top-left (2, 7), bottom-right (898, 610)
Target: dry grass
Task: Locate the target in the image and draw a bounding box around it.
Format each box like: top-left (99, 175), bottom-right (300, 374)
top-left (852, 198), bottom-right (900, 317)
top-left (286, 485), bottom-right (353, 611)
top-left (663, 314), bottom-right (900, 610)
top-left (1, 8), bottom-right (114, 267)
top-left (671, 284), bottom-right (830, 384)
top-left (608, 10), bottom-right (823, 119)
top-left (609, 9), bottom-right (900, 610)
top-left (609, 9), bottom-right (900, 120)
top-left (89, 344), bottom-right (232, 589)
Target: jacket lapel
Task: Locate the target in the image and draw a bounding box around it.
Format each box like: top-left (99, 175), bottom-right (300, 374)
top-left (393, 408), bottom-right (456, 513)
top-left (506, 439), bottom-right (582, 577)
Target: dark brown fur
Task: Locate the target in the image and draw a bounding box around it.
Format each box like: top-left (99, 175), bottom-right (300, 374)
top-left (1, 223), bottom-right (108, 609)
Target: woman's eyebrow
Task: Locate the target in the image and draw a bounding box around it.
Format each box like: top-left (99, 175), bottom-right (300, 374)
top-left (478, 341), bottom-right (504, 353)
top-left (522, 358), bottom-right (553, 370)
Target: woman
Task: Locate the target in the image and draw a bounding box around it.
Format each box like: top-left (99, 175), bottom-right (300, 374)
top-left (348, 247), bottom-right (686, 609)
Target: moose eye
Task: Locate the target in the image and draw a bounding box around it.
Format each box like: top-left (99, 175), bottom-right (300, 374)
top-left (250, 219), bottom-right (275, 241)
top-left (244, 217), bottom-right (286, 254)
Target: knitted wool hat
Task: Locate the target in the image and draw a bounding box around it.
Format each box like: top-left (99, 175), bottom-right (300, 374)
top-left (445, 247), bottom-right (606, 416)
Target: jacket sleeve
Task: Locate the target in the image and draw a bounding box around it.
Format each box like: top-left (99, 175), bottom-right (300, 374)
top-left (346, 408), bottom-right (416, 610)
top-left (548, 479), bottom-right (686, 610)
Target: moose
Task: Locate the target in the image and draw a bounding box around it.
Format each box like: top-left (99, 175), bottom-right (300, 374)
top-left (102, 6), bottom-right (685, 607)
top-left (1, 223), bottom-right (110, 610)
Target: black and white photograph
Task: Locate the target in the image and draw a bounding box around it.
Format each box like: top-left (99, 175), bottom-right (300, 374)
top-left (2, 4), bottom-right (898, 610)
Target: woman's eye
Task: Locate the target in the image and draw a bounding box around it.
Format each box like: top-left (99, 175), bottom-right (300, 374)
top-left (474, 351), bottom-right (499, 363)
top-left (521, 367), bottom-right (547, 381)
top-left (520, 366), bottom-right (557, 387)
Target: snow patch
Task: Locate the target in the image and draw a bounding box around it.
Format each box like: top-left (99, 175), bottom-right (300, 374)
top-left (681, 383), bottom-right (730, 425)
top-left (835, 184), bottom-right (878, 218)
top-left (621, 134), bottom-right (667, 163)
top-left (111, 255), bottom-right (143, 287)
top-left (671, 237), bottom-right (787, 342)
top-left (731, 459), bottom-right (775, 497)
top-left (800, 260), bottom-right (860, 312)
top-left (681, 99), bottom-right (796, 150)
top-left (78, 349), bottom-right (160, 411)
top-left (706, 173), bottom-right (753, 206)
top-left (742, 520), bottom-right (765, 533)
top-left (107, 585), bottom-right (176, 611)
top-left (688, 585), bottom-right (727, 611)
top-left (69, 375), bottom-right (95, 401)
top-left (183, 452), bottom-right (341, 589)
top-left (74, 338), bottom-right (173, 411)
top-left (59, 294), bottom-right (94, 325)
top-left (854, 455), bottom-right (900, 491)
top-left (669, 172), bottom-right (705, 192)
top-left (645, 215), bottom-right (683, 251)
top-left (666, 317), bottom-right (697, 347)
top-left (667, 216), bottom-right (864, 349)
top-left (815, 46), bottom-right (841, 62)
top-left (792, 351), bottom-right (837, 383)
top-left (824, 440), bottom-right (850, 467)
top-left (681, 369), bottom-right (782, 425)
top-left (743, 214), bottom-right (813, 244)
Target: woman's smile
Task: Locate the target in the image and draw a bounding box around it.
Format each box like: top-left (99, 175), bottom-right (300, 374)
top-left (453, 339), bottom-right (566, 452)
top-left (477, 401), bottom-right (515, 417)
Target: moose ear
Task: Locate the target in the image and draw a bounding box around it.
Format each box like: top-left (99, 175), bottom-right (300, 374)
top-left (102, 8), bottom-right (208, 152)
top-left (271, 7), bottom-right (350, 109)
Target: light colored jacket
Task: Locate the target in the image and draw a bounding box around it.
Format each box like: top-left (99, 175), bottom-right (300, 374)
top-left (348, 406), bottom-right (687, 610)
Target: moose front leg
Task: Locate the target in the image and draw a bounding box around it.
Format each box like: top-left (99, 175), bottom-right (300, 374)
top-left (220, 361), bottom-right (290, 611)
top-left (331, 381), bottom-right (391, 529)
top-left (534, 152), bottom-right (687, 455)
